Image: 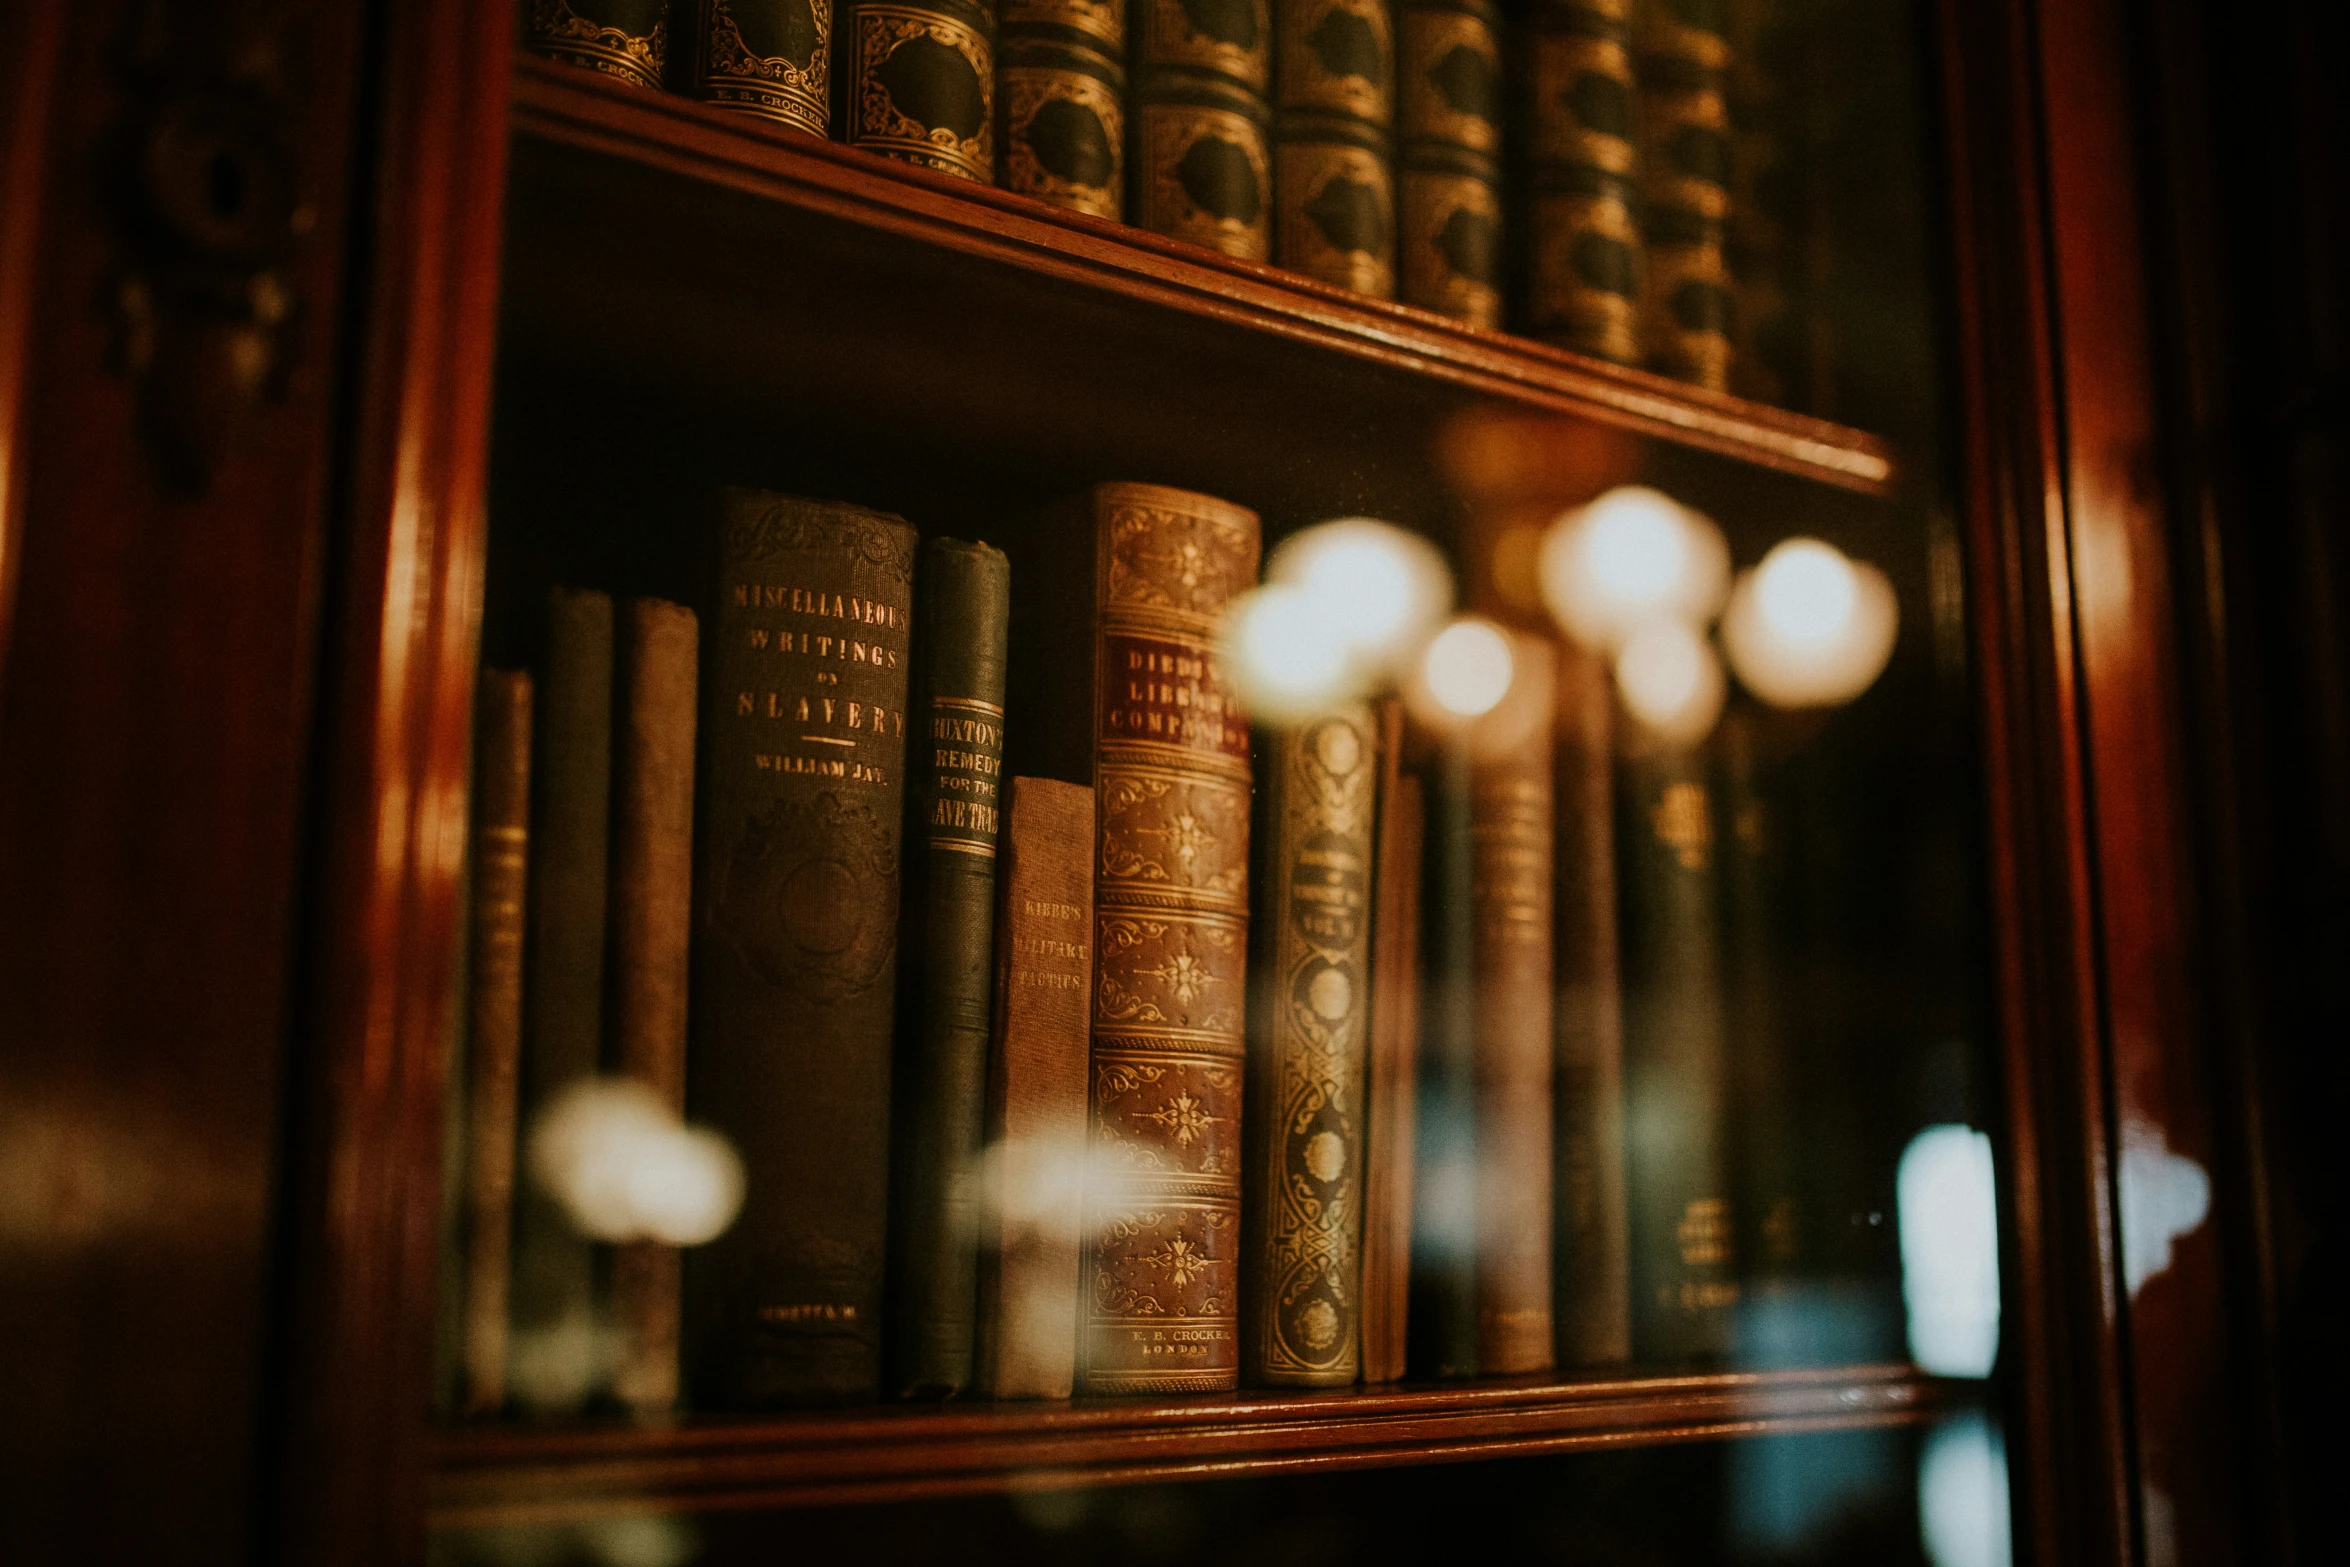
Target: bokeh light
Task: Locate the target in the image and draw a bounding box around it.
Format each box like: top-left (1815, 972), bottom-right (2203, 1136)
top-left (1222, 582), bottom-right (1356, 720)
top-left (1614, 618), bottom-right (1726, 743)
top-left (1266, 517), bottom-right (1452, 673)
top-left (1538, 486), bottom-right (1730, 651)
top-left (1721, 537), bottom-right (1900, 708)
top-left (1418, 616), bottom-right (1515, 719)
top-left (527, 1078), bottom-right (745, 1246)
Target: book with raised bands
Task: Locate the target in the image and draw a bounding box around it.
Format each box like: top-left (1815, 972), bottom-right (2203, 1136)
top-left (687, 490), bottom-right (916, 1406)
top-left (1397, 0), bottom-right (1501, 324)
top-left (1001, 481), bottom-right (1260, 1395)
top-left (1526, 0), bottom-right (1642, 363)
top-left (1634, 0), bottom-right (1734, 388)
top-left (608, 598), bottom-right (700, 1414)
top-left (459, 670), bottom-right (533, 1417)
top-left (1131, 0), bottom-right (1275, 260)
top-left (527, 0), bottom-right (671, 90)
top-left (1242, 703), bottom-right (1379, 1386)
top-left (889, 538), bottom-right (1012, 1398)
top-left (976, 776), bottom-right (1097, 1398)
top-left (997, 0), bottom-right (1126, 218)
top-left (691, 0), bottom-right (835, 136)
top-left (1273, 0), bottom-right (1397, 298)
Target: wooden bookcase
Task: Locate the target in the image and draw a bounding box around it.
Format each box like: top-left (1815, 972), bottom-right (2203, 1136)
top-left (0, 1), bottom-right (2328, 1564)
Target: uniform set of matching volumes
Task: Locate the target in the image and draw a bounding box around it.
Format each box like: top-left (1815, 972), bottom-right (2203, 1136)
top-left (524, 0), bottom-right (1810, 397)
top-left (450, 479), bottom-right (1776, 1415)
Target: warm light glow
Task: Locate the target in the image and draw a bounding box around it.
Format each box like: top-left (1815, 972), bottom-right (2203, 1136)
top-left (1897, 1124), bottom-right (2000, 1379)
top-left (1614, 618), bottom-right (1725, 742)
top-left (1538, 486), bottom-right (1730, 651)
top-left (1267, 517), bottom-right (1452, 671)
top-left (1420, 616), bottom-right (1515, 718)
top-left (1222, 582), bottom-right (1357, 720)
top-left (1722, 538), bottom-right (1900, 707)
top-left (527, 1078), bottom-right (745, 1246)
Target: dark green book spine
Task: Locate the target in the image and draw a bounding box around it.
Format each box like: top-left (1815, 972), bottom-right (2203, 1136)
top-left (511, 587), bottom-right (613, 1408)
top-left (1396, 0), bottom-right (1502, 326)
top-left (1524, 0), bottom-right (1641, 362)
top-left (525, 0), bottom-right (672, 90)
top-left (1408, 739), bottom-right (1479, 1378)
top-left (687, 491), bottom-right (916, 1407)
top-left (1618, 741), bottom-right (1738, 1361)
top-left (888, 539), bottom-right (1012, 1398)
top-left (839, 0), bottom-right (998, 182)
top-left (998, 0), bottom-right (1128, 218)
top-left (691, 0), bottom-right (835, 135)
top-left (1632, 0), bottom-right (1733, 389)
top-left (1129, 0), bottom-right (1275, 260)
top-left (1273, 0), bottom-right (1397, 298)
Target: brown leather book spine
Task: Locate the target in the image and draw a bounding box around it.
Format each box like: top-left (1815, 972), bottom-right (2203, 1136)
top-left (1273, 0), bottom-right (1397, 298)
top-left (1358, 725), bottom-right (1421, 1384)
top-left (460, 670), bottom-right (533, 1417)
top-left (1552, 639), bottom-right (1629, 1366)
top-left (1633, 0), bottom-right (1733, 388)
top-left (1079, 482), bottom-right (1259, 1394)
top-left (975, 776), bottom-right (1097, 1398)
top-left (1524, 0), bottom-right (1642, 362)
top-left (1242, 703), bottom-right (1378, 1386)
top-left (608, 598), bottom-right (700, 1415)
top-left (839, 0), bottom-right (997, 181)
top-left (997, 0), bottom-right (1127, 218)
top-left (687, 491), bottom-right (916, 1407)
top-left (526, 0), bottom-right (672, 90)
top-left (690, 0), bottom-right (835, 135)
top-left (1130, 0), bottom-right (1274, 260)
top-left (1396, 0), bottom-right (1501, 324)
top-left (1470, 637), bottom-right (1555, 1375)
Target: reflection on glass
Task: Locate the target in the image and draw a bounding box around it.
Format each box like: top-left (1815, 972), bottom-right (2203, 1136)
top-left (1227, 518), bottom-right (1457, 723)
top-left (1896, 1125), bottom-right (2000, 1378)
top-left (2118, 1116), bottom-right (2210, 1297)
top-left (1919, 1412), bottom-right (2013, 1567)
top-left (527, 1078), bottom-right (744, 1246)
top-left (1414, 615), bottom-right (1515, 720)
top-left (1538, 485), bottom-right (1730, 653)
top-left (1615, 618), bottom-right (1728, 742)
top-left (1722, 538), bottom-right (1900, 708)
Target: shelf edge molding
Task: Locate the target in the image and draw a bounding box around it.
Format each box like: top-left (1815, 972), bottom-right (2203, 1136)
top-left (507, 58), bottom-right (1896, 497)
top-left (429, 1365), bottom-right (1952, 1526)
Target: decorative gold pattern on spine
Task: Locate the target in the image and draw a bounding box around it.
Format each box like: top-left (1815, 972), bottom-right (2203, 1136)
top-left (1135, 98), bottom-right (1273, 261)
top-left (1633, 0), bottom-right (1733, 389)
top-left (1081, 485), bottom-right (1260, 1395)
top-left (1399, 167), bottom-right (1500, 326)
top-left (1277, 0), bottom-right (1394, 123)
top-left (695, 0), bottom-right (835, 136)
top-left (1242, 706), bottom-right (1376, 1385)
top-left (1138, 0), bottom-right (1273, 93)
top-left (528, 0), bottom-right (671, 90)
top-left (844, 0), bottom-right (996, 181)
top-left (1526, 2), bottom-right (1642, 362)
top-left (1275, 137), bottom-right (1395, 297)
top-left (1396, 0), bottom-right (1499, 323)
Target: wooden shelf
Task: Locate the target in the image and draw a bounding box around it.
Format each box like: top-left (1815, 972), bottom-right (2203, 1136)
top-left (427, 1364), bottom-right (1949, 1527)
top-left (503, 58), bottom-right (1896, 502)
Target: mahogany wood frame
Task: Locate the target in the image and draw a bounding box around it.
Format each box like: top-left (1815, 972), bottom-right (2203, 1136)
top-left (0, 0), bottom-right (2277, 1562)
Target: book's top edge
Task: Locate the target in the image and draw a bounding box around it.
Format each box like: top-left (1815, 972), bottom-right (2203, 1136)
top-left (1087, 480), bottom-right (1262, 530)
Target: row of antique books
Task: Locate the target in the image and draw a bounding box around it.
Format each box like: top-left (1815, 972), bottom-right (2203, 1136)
top-left (447, 480), bottom-right (1795, 1416)
top-left (525, 0), bottom-right (1816, 402)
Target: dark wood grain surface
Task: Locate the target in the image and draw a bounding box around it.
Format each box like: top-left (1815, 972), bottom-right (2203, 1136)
top-left (428, 1365), bottom-right (1951, 1525)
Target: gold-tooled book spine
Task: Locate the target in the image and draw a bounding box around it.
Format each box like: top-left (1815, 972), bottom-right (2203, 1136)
top-left (1131, 0), bottom-right (1274, 259)
top-left (608, 599), bottom-right (700, 1415)
top-left (1273, 0), bottom-right (1396, 297)
top-left (1396, 0), bottom-right (1501, 325)
top-left (691, 0), bottom-right (836, 136)
top-left (1241, 703), bottom-right (1379, 1386)
top-left (840, 0), bottom-right (997, 181)
top-left (1079, 482), bottom-right (1260, 1395)
top-left (460, 670), bottom-right (533, 1417)
top-left (1723, 0), bottom-right (1793, 405)
top-left (1525, 1), bottom-right (1641, 362)
top-left (998, 0), bottom-right (1127, 218)
top-left (1633, 0), bottom-right (1732, 389)
top-left (1469, 636), bottom-right (1555, 1375)
top-left (527, 0), bottom-right (672, 90)
top-left (1358, 702), bottom-right (1420, 1383)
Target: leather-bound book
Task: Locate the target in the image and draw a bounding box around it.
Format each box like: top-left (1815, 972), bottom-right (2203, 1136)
top-left (686, 491), bottom-right (916, 1407)
top-left (1130, 0), bottom-right (1275, 260)
top-left (1358, 724), bottom-right (1420, 1384)
top-left (1395, 0), bottom-right (1501, 325)
top-left (975, 776), bottom-right (1096, 1398)
top-left (460, 670), bottom-right (533, 1417)
top-left (1632, 0), bottom-right (1732, 388)
top-left (689, 0), bottom-right (835, 136)
top-left (1525, 0), bottom-right (1641, 363)
top-left (1552, 640), bottom-right (1629, 1366)
top-left (999, 482), bottom-right (1259, 1395)
top-left (1723, 0), bottom-right (1793, 405)
top-left (1407, 738), bottom-right (1476, 1378)
top-left (998, 0), bottom-right (1127, 218)
top-left (1273, 0), bottom-right (1396, 297)
top-left (1618, 740), bottom-right (1739, 1361)
top-left (511, 587), bottom-right (613, 1404)
top-left (1716, 708), bottom-right (1801, 1301)
top-left (888, 539), bottom-right (1012, 1398)
top-left (1469, 638), bottom-right (1555, 1376)
top-left (608, 599), bottom-right (700, 1415)
top-left (840, 0), bottom-right (997, 181)
top-left (1242, 703), bottom-right (1378, 1386)
top-left (526, 0), bottom-right (672, 90)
